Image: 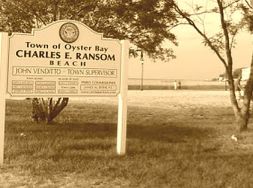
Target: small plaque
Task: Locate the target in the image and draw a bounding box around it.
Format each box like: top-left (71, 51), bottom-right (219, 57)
top-left (59, 22), bottom-right (79, 43)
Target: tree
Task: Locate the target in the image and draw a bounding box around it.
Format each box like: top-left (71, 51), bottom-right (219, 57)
top-left (0, 0), bottom-right (177, 123)
top-left (173, 0), bottom-right (253, 131)
top-left (233, 68), bottom-right (244, 79)
top-left (219, 67), bottom-right (245, 81)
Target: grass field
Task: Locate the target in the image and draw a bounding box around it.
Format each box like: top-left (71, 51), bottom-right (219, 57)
top-left (1, 90), bottom-right (253, 187)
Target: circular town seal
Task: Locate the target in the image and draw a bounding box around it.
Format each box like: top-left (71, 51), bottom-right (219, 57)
top-left (59, 22), bottom-right (79, 43)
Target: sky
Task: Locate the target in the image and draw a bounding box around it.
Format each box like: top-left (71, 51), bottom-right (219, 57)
top-left (128, 0), bottom-right (253, 80)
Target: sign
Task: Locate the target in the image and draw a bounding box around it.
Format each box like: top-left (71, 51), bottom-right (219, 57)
top-left (1, 20), bottom-right (129, 164)
top-left (7, 20), bottom-right (122, 97)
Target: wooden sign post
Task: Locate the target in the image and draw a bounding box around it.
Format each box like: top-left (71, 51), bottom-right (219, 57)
top-left (117, 40), bottom-right (129, 155)
top-left (0, 33), bottom-right (8, 164)
top-left (0, 20), bottom-right (129, 165)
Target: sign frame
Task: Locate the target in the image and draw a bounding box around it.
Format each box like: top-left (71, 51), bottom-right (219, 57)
top-left (7, 20), bottom-right (122, 97)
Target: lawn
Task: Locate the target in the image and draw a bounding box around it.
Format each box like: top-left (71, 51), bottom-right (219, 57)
top-left (1, 90), bottom-right (253, 187)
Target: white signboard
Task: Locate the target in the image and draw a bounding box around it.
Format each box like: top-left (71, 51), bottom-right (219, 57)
top-left (7, 20), bottom-right (122, 97)
top-left (1, 20), bottom-right (129, 164)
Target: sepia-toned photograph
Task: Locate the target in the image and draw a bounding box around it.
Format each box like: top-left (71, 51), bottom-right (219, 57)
top-left (1, 0), bottom-right (253, 187)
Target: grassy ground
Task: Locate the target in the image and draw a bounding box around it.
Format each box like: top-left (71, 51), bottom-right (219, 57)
top-left (1, 91), bottom-right (253, 187)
